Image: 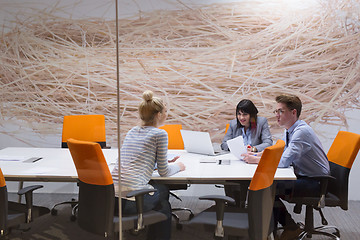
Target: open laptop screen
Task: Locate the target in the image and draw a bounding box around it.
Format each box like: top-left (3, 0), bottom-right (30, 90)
top-left (180, 130), bottom-right (216, 155)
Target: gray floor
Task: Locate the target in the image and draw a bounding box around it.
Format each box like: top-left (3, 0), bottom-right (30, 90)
top-left (6, 193), bottom-right (360, 239)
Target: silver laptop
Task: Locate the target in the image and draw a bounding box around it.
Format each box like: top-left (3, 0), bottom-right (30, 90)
top-left (180, 130), bottom-right (226, 156)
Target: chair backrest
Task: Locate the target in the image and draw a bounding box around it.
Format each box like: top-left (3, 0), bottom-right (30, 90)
top-left (326, 131), bottom-right (360, 210)
top-left (249, 140), bottom-right (285, 191)
top-left (67, 138), bottom-right (115, 237)
top-left (159, 124), bottom-right (184, 149)
top-left (247, 140), bottom-right (285, 240)
top-left (0, 168), bottom-right (8, 237)
top-left (62, 115), bottom-right (106, 148)
top-left (225, 123), bottom-right (230, 135)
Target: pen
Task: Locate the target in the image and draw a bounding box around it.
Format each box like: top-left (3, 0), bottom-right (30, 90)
top-left (32, 157), bottom-right (43, 163)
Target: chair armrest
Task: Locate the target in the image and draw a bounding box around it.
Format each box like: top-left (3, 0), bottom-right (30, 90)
top-left (199, 195), bottom-right (235, 204)
top-left (126, 188), bottom-right (158, 214)
top-left (297, 175), bottom-right (335, 208)
top-left (18, 185), bottom-right (43, 195)
top-left (17, 185), bottom-right (44, 223)
top-left (316, 176), bottom-right (335, 208)
top-left (198, 195), bottom-right (235, 238)
top-left (199, 195), bottom-right (235, 221)
top-left (301, 175), bottom-right (335, 180)
top-left (126, 189), bottom-right (157, 198)
top-left (126, 189), bottom-right (158, 231)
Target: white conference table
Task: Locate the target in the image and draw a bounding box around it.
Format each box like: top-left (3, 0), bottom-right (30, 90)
top-left (0, 147), bottom-right (296, 184)
top-left (152, 150), bottom-right (296, 184)
top-left (0, 147), bottom-right (118, 182)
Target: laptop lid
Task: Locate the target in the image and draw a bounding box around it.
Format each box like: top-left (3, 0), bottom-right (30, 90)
top-left (180, 130), bottom-right (216, 155)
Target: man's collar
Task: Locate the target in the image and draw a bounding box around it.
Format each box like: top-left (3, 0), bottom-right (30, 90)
top-left (286, 119), bottom-right (301, 134)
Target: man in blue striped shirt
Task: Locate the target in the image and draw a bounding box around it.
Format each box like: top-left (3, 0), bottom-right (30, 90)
top-left (273, 94), bottom-right (330, 240)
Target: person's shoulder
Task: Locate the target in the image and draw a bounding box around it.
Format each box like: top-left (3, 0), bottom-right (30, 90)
top-left (127, 126), bottom-right (139, 134)
top-left (229, 119), bottom-right (237, 125)
top-left (257, 116), bottom-right (270, 127)
top-left (293, 120), bottom-right (313, 135)
top-left (257, 116), bottom-right (268, 123)
top-left (150, 127), bottom-right (167, 136)
top-left (132, 126), bottom-right (140, 130)
top-left (296, 120), bottom-right (311, 129)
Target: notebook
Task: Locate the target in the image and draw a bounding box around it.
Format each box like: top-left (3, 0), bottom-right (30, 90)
top-left (180, 130), bottom-right (226, 156)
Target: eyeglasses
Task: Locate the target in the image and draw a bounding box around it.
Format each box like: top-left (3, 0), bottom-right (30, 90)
top-left (273, 109), bottom-right (285, 115)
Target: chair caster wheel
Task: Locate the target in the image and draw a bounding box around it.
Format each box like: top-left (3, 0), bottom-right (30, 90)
top-left (51, 209), bottom-right (58, 216)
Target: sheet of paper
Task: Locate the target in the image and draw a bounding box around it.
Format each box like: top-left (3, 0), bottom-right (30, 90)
top-left (167, 153), bottom-right (179, 161)
top-left (226, 136), bottom-right (247, 160)
top-left (0, 156), bottom-right (28, 162)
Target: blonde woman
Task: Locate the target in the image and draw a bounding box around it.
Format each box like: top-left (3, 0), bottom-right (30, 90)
top-left (112, 90), bottom-right (185, 240)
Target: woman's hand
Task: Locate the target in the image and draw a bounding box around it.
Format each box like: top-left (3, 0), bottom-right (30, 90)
top-left (168, 156), bottom-right (180, 163)
top-left (176, 162), bottom-right (186, 171)
top-left (247, 145), bottom-right (258, 152)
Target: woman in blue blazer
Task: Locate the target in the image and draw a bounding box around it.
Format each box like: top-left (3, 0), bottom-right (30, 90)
top-left (221, 99), bottom-right (273, 207)
top-left (221, 99), bottom-right (273, 152)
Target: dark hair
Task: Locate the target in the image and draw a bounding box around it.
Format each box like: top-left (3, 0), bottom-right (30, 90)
top-left (236, 99), bottom-right (258, 129)
top-left (275, 94), bottom-right (302, 118)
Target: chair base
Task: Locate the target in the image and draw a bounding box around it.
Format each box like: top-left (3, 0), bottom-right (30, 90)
top-left (296, 222), bottom-right (340, 240)
top-left (50, 199), bottom-right (78, 221)
top-left (171, 207), bottom-right (194, 230)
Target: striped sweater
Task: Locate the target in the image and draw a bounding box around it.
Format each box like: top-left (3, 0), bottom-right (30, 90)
top-left (112, 126), bottom-right (180, 197)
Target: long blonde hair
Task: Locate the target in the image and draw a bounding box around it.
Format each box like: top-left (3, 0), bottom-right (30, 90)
top-left (138, 90), bottom-right (164, 126)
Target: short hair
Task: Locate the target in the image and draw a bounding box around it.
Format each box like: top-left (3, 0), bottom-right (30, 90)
top-left (236, 99), bottom-right (258, 129)
top-left (275, 94), bottom-right (302, 118)
top-left (138, 90), bottom-right (164, 125)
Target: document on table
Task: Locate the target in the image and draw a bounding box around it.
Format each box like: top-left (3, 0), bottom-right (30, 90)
top-left (167, 153), bottom-right (179, 161)
top-left (0, 156), bottom-right (42, 163)
top-left (226, 136), bottom-right (247, 160)
top-left (0, 156), bottom-right (28, 162)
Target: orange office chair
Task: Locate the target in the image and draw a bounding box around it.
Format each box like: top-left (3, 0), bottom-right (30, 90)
top-left (67, 139), bottom-right (167, 238)
top-left (61, 114), bottom-right (107, 148)
top-left (159, 124), bottom-right (193, 229)
top-left (0, 169), bottom-right (50, 238)
top-left (51, 114), bottom-right (108, 219)
top-left (189, 140), bottom-right (285, 239)
top-left (286, 131), bottom-right (360, 239)
top-left (225, 123), bottom-right (230, 135)
top-left (159, 124), bottom-right (184, 149)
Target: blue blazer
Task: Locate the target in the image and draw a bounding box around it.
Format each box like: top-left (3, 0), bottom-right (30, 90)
top-left (221, 116), bottom-right (273, 152)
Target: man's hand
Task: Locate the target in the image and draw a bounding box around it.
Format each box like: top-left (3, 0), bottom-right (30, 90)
top-left (241, 151), bottom-right (262, 164)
